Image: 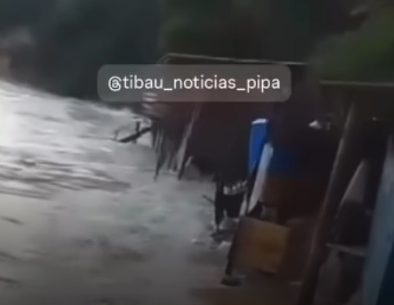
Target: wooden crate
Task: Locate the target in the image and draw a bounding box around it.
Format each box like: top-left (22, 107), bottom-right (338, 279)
top-left (278, 217), bottom-right (317, 281)
top-left (232, 217), bottom-right (289, 274)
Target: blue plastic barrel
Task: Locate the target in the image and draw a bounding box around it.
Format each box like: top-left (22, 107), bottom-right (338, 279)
top-left (248, 119), bottom-right (269, 175)
top-left (267, 148), bottom-right (300, 176)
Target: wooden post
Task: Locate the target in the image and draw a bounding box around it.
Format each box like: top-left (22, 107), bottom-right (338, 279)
top-left (296, 103), bottom-right (362, 305)
top-left (177, 103), bottom-right (202, 180)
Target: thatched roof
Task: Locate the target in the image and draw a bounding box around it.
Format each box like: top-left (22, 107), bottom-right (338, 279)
top-left (158, 53), bottom-right (307, 66)
top-left (136, 53), bottom-right (394, 122)
top-left (145, 53), bottom-right (394, 177)
top-left (139, 53), bottom-right (311, 119)
top-left (319, 80), bottom-right (394, 121)
top-left (320, 80), bottom-right (394, 92)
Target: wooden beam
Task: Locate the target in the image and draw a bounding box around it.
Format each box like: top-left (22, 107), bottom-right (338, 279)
top-left (296, 103), bottom-right (362, 305)
top-left (177, 103), bottom-right (202, 180)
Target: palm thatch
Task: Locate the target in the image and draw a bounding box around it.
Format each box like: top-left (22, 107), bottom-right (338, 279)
top-left (139, 53), bottom-right (318, 179)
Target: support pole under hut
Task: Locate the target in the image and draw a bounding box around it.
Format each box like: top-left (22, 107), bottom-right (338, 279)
top-left (297, 81), bottom-right (394, 305)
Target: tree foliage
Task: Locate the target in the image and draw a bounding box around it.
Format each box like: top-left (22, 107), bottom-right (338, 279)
top-left (0, 0), bottom-right (162, 98)
top-left (161, 0), bottom-right (349, 62)
top-left (0, 0), bottom-right (360, 98)
top-left (312, 5), bottom-right (394, 81)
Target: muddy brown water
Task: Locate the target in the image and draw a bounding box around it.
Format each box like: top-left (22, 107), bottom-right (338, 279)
top-left (0, 80), bottom-right (234, 305)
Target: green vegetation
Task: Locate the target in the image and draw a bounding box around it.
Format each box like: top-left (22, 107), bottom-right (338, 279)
top-left (313, 5), bottom-right (394, 82)
top-left (35, 0), bottom-right (161, 97)
top-left (0, 0), bottom-right (161, 98)
top-left (0, 0), bottom-right (389, 97)
top-left (161, 0), bottom-right (331, 61)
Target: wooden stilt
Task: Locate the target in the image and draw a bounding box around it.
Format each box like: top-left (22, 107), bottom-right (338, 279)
top-left (296, 103), bottom-right (362, 305)
top-left (222, 228), bottom-right (242, 287)
top-left (178, 104), bottom-right (201, 180)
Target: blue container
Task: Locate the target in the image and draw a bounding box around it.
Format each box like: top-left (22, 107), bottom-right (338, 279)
top-left (248, 119), bottom-right (269, 175)
top-left (267, 148), bottom-right (300, 176)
